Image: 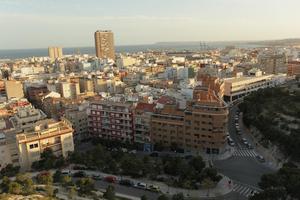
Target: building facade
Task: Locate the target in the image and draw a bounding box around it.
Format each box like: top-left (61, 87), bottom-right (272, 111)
top-left (88, 101), bottom-right (134, 142)
top-left (15, 119), bottom-right (74, 170)
top-left (48, 47), bottom-right (63, 61)
top-left (94, 30), bottom-right (115, 60)
top-left (151, 86), bottom-right (228, 154)
top-left (5, 80), bottom-right (24, 99)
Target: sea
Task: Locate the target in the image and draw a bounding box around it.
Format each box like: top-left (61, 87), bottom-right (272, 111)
top-left (0, 42), bottom-right (263, 60)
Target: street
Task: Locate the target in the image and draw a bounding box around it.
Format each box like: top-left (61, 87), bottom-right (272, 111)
top-left (212, 103), bottom-right (275, 199)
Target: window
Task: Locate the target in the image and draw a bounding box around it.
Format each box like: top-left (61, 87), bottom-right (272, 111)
top-left (29, 143), bottom-right (38, 149)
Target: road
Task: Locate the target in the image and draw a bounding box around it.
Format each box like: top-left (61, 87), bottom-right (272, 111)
top-left (94, 180), bottom-right (160, 200)
top-left (212, 103), bottom-right (275, 199)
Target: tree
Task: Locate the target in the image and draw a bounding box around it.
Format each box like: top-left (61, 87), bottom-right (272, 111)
top-left (157, 194), bottom-right (169, 200)
top-left (8, 182), bottom-right (22, 194)
top-left (103, 185), bottom-right (115, 200)
top-left (45, 184), bottom-right (54, 197)
top-left (189, 156), bottom-right (205, 173)
top-left (53, 170), bottom-right (62, 183)
top-left (0, 164), bottom-right (20, 178)
top-left (68, 186), bottom-right (77, 199)
top-left (0, 176), bottom-right (11, 193)
top-left (172, 193), bottom-right (184, 200)
top-left (37, 171), bottom-right (53, 185)
top-left (202, 178), bottom-right (215, 197)
top-left (22, 178), bottom-right (35, 195)
top-left (141, 194), bottom-right (148, 200)
top-left (76, 177), bottom-right (94, 195)
top-left (61, 175), bottom-right (73, 187)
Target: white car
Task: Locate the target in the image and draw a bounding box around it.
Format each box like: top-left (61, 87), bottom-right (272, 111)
top-left (135, 182), bottom-right (147, 189)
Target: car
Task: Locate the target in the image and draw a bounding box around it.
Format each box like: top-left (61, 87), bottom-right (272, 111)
top-left (119, 179), bottom-right (134, 186)
top-left (61, 169), bottom-right (71, 175)
top-left (135, 182), bottom-right (147, 189)
top-left (72, 171), bottom-right (86, 178)
top-left (129, 150), bottom-right (137, 154)
top-left (237, 130), bottom-right (242, 135)
top-left (104, 176), bottom-right (117, 183)
top-left (91, 174), bottom-right (102, 180)
top-left (150, 152), bottom-right (159, 157)
top-left (241, 138), bottom-right (247, 143)
top-left (247, 143), bottom-right (254, 149)
top-left (256, 155), bottom-right (265, 162)
top-left (229, 141), bottom-right (235, 147)
top-left (147, 184), bottom-right (160, 192)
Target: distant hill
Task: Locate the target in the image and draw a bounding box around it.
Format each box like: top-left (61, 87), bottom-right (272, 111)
top-left (246, 38), bottom-right (300, 46)
top-left (155, 38), bottom-right (300, 47)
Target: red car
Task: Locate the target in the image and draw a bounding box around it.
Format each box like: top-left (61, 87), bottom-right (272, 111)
top-left (104, 176), bottom-right (117, 183)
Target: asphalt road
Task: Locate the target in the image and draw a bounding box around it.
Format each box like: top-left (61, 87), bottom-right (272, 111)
top-left (211, 103), bottom-right (275, 199)
top-left (94, 180), bottom-right (160, 200)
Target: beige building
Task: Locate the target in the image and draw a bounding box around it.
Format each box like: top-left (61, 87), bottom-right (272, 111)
top-left (151, 87), bottom-right (228, 154)
top-left (223, 72), bottom-right (287, 102)
top-left (258, 53), bottom-right (287, 74)
top-left (64, 102), bottom-right (89, 141)
top-left (15, 119), bottom-right (74, 170)
top-left (94, 30), bottom-right (115, 60)
top-left (5, 80), bottom-right (24, 99)
top-left (0, 106), bottom-right (74, 171)
top-left (48, 47), bottom-right (63, 61)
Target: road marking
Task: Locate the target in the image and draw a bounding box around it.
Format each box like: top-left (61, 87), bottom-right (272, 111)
top-left (232, 182), bottom-right (262, 198)
top-left (232, 148), bottom-right (258, 158)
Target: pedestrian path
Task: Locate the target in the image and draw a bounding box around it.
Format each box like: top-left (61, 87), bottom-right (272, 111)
top-left (233, 148), bottom-right (257, 157)
top-left (232, 183), bottom-right (259, 198)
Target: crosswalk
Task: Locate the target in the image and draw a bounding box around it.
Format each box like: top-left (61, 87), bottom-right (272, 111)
top-left (232, 148), bottom-right (257, 157)
top-left (233, 183), bottom-right (260, 198)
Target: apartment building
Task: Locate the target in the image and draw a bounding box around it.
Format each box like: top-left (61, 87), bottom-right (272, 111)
top-left (288, 61), bottom-right (300, 78)
top-left (15, 119), bottom-right (74, 170)
top-left (94, 30), bottom-right (115, 60)
top-left (5, 80), bottom-right (24, 99)
top-left (64, 102), bottom-right (89, 141)
top-left (133, 103), bottom-right (155, 143)
top-left (9, 106), bottom-right (47, 131)
top-left (258, 53), bottom-right (287, 74)
top-left (26, 85), bottom-right (49, 108)
top-left (48, 47), bottom-right (63, 61)
top-left (88, 100), bottom-right (134, 142)
top-left (151, 86), bottom-right (228, 154)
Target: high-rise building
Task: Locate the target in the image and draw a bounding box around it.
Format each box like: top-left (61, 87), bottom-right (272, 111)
top-left (94, 30), bottom-right (115, 60)
top-left (48, 47), bottom-right (63, 61)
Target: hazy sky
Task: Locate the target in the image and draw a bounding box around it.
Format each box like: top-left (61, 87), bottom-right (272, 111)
top-left (1, 0), bottom-right (300, 49)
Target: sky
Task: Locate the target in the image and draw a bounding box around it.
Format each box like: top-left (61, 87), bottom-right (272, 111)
top-left (0, 0), bottom-right (300, 49)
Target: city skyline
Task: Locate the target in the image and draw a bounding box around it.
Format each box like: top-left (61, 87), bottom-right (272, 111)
top-left (1, 0), bottom-right (300, 49)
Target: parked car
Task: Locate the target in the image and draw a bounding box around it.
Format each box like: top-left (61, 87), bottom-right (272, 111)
top-left (256, 155), bottom-right (265, 162)
top-left (119, 179), bottom-right (134, 186)
top-left (241, 138), bottom-right (247, 143)
top-left (135, 182), bottom-right (147, 189)
top-left (61, 169), bottom-right (71, 175)
top-left (229, 141), bottom-right (235, 147)
top-left (72, 171), bottom-right (86, 178)
top-left (104, 176), bottom-right (117, 183)
top-left (129, 150), bottom-right (137, 154)
top-left (147, 184), bottom-right (160, 192)
top-left (91, 174), bottom-right (102, 180)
